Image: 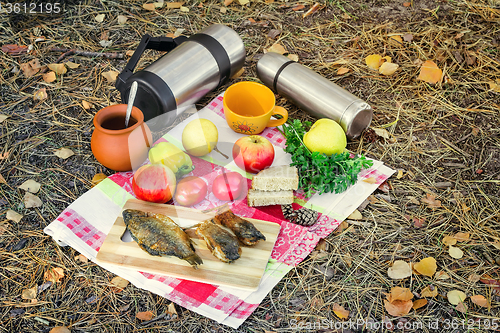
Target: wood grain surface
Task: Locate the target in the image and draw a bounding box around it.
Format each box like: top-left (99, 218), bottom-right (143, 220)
top-left (96, 199), bottom-right (281, 290)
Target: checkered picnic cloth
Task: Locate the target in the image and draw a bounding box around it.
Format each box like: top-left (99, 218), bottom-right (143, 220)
top-left (44, 93), bottom-right (394, 328)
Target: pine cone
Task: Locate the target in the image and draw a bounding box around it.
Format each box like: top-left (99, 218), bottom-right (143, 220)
top-left (281, 204), bottom-right (296, 219)
top-left (289, 207), bottom-right (318, 226)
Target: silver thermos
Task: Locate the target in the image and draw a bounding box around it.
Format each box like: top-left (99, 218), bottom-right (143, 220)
top-left (256, 53), bottom-right (373, 139)
top-left (116, 25), bottom-right (245, 129)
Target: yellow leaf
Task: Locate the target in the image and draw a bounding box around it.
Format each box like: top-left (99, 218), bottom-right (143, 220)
top-left (95, 13), bottom-right (105, 22)
top-left (413, 257), bottom-right (437, 277)
top-left (33, 88), bottom-right (48, 101)
top-left (54, 147), bottom-right (75, 159)
top-left (347, 209), bottom-right (362, 220)
top-left (44, 267), bottom-right (64, 283)
top-left (154, 0), bottom-right (164, 8)
top-left (82, 100), bottom-right (93, 110)
top-left (50, 327), bottom-right (71, 333)
top-left (231, 68), bottom-right (245, 79)
top-left (387, 260), bottom-right (412, 280)
top-left (180, 6), bottom-right (189, 12)
top-left (21, 286), bottom-right (37, 300)
top-left (470, 295), bottom-right (488, 308)
top-left (43, 71), bottom-right (56, 83)
top-left (421, 286), bottom-right (438, 298)
top-left (238, 0), bottom-right (250, 4)
top-left (454, 232), bottom-right (470, 242)
top-left (117, 15), bottom-right (128, 24)
top-left (442, 235), bottom-right (457, 246)
top-left (287, 54), bottom-right (299, 62)
top-left (417, 60), bottom-right (442, 84)
top-left (18, 179), bottom-right (41, 193)
top-left (143, 3), bottom-right (156, 10)
top-left (224, 0), bottom-right (234, 5)
top-left (267, 43), bottom-right (287, 55)
top-left (412, 298), bottom-right (427, 310)
top-left (332, 303), bottom-right (349, 320)
top-left (365, 54), bottom-right (383, 70)
top-left (102, 70), bottom-right (119, 83)
top-left (166, 2), bottom-right (184, 8)
top-left (385, 287), bottom-right (413, 303)
top-left (379, 62), bottom-right (399, 75)
top-left (65, 61), bottom-right (80, 69)
top-left (92, 173), bottom-right (107, 186)
top-left (47, 63), bottom-right (67, 75)
top-left (449, 245), bottom-right (464, 259)
top-left (6, 210), bottom-right (23, 223)
top-left (111, 276), bottom-right (129, 290)
top-left (373, 127), bottom-right (390, 139)
top-left (337, 67), bottom-right (350, 75)
top-left (383, 299), bottom-right (413, 317)
top-left (447, 290), bottom-right (466, 305)
top-left (24, 192), bottom-right (42, 208)
top-left (489, 80), bottom-right (500, 93)
top-left (435, 270), bottom-right (450, 280)
top-left (388, 35), bottom-right (403, 46)
top-left (362, 177), bottom-right (377, 184)
top-left (396, 169), bottom-right (404, 179)
top-left (136, 311), bottom-right (154, 320)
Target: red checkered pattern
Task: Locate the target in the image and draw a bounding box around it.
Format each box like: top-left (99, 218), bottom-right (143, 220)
top-left (56, 209), bottom-right (106, 252)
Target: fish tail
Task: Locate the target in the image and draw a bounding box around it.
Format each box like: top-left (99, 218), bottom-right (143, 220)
top-left (185, 253), bottom-right (203, 268)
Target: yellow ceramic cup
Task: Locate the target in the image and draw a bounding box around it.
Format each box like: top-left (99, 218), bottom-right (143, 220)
top-left (223, 81), bottom-right (288, 135)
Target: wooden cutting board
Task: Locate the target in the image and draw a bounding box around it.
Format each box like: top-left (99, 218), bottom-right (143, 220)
top-left (96, 199), bottom-right (281, 291)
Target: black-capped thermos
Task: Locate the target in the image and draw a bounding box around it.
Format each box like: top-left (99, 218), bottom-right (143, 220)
top-left (116, 25), bottom-right (245, 128)
top-left (257, 53), bottom-right (373, 139)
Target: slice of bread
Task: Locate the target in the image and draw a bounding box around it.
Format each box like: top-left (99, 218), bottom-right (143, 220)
top-left (251, 166), bottom-right (298, 191)
top-left (247, 189), bottom-right (294, 207)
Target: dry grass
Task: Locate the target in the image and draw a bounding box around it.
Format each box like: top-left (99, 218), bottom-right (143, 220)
top-left (1, 0), bottom-right (499, 332)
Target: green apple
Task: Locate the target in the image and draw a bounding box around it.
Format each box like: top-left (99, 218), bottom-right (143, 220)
top-left (303, 119), bottom-right (347, 155)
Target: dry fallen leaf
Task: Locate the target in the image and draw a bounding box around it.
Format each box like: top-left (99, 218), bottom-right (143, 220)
top-left (332, 303), bottom-right (349, 320)
top-left (1, 44), bottom-right (28, 55)
top-left (388, 260), bottom-right (412, 280)
top-left (126, 50), bottom-right (135, 57)
top-left (412, 298), bottom-right (427, 310)
top-left (386, 287), bottom-right (414, 303)
top-left (454, 232), bottom-right (470, 242)
top-left (136, 311), bottom-right (154, 321)
top-left (117, 15), bottom-right (128, 24)
top-left (384, 299), bottom-right (413, 317)
top-left (18, 179), bottom-right (41, 193)
top-left (6, 210), bottom-right (23, 223)
top-left (43, 71), bottom-right (57, 83)
top-left (33, 88), bottom-right (48, 101)
top-left (44, 267), bottom-right (65, 283)
top-left (447, 290), bottom-right (467, 305)
top-left (21, 286), bottom-right (37, 300)
top-left (362, 177), bottom-right (377, 184)
top-left (0, 114), bottom-right (9, 123)
top-left (0, 173), bottom-right (6, 184)
top-left (95, 13), bottom-right (105, 22)
top-left (287, 54), bottom-right (299, 62)
top-left (267, 43), bottom-right (287, 55)
top-left (224, 0), bottom-right (233, 5)
top-left (470, 295), bottom-right (488, 308)
top-left (24, 192), bottom-right (42, 208)
top-left (92, 173), bottom-right (107, 186)
top-left (421, 286), bottom-right (438, 298)
top-left (403, 2), bottom-right (411, 6)
top-left (76, 253), bottom-right (89, 263)
top-left (231, 68), bottom-right (245, 80)
top-left (102, 70), bottom-right (119, 83)
top-left (388, 35), bottom-right (403, 46)
top-left (489, 80), bottom-right (500, 93)
top-left (403, 33), bottom-right (414, 42)
top-left (47, 63), bottom-right (67, 75)
top-left (379, 62), bottom-right (399, 75)
top-left (49, 327), bottom-right (71, 333)
top-left (65, 61), bottom-right (80, 69)
top-left (303, 3), bottom-right (321, 18)
top-left (111, 276), bottom-right (129, 290)
top-left (421, 193), bottom-right (441, 208)
top-left (373, 127), bottom-right (390, 139)
top-left (396, 169), bottom-right (404, 179)
top-left (442, 235), bottom-right (457, 246)
top-left (238, 0), bottom-right (249, 5)
top-left (54, 148), bottom-right (75, 159)
top-left (456, 302), bottom-right (467, 313)
top-left (468, 274), bottom-right (481, 283)
top-left (418, 60), bottom-right (442, 84)
top-left (292, 4), bottom-right (305, 11)
top-left (347, 209), bottom-right (362, 220)
top-left (20, 58), bottom-right (42, 77)
top-left (82, 100), bottom-right (93, 110)
top-left (449, 245), bottom-right (464, 259)
top-left (365, 54), bottom-right (383, 70)
top-left (435, 270), bottom-right (450, 280)
top-left (413, 257), bottom-right (437, 277)
top-left (180, 6), bottom-right (190, 12)
top-left (143, 3), bottom-right (156, 10)
top-left (167, 2), bottom-right (184, 8)
top-left (337, 67), bottom-right (350, 75)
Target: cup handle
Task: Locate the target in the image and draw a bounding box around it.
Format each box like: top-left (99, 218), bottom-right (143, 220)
top-left (267, 106), bottom-right (288, 127)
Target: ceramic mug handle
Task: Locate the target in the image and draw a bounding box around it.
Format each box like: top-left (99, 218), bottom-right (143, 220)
top-left (267, 106), bottom-right (288, 127)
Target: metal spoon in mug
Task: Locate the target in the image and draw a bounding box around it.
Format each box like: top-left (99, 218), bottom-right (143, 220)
top-left (124, 81), bottom-right (138, 128)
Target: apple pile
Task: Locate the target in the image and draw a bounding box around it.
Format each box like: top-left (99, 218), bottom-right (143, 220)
top-left (132, 119), bottom-right (276, 206)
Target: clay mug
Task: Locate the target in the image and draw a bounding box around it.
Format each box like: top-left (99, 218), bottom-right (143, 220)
top-left (223, 81), bottom-right (288, 135)
top-left (91, 104), bottom-right (152, 172)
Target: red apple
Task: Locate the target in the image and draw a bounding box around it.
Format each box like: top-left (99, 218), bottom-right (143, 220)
top-left (212, 172), bottom-right (245, 201)
top-left (132, 164), bottom-right (176, 203)
top-left (232, 135), bottom-right (275, 173)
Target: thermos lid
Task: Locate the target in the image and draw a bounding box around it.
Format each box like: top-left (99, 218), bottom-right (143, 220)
top-left (256, 52), bottom-right (373, 139)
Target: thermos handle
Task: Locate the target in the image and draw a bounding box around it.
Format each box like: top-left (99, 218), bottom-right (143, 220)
top-left (115, 34), bottom-right (188, 93)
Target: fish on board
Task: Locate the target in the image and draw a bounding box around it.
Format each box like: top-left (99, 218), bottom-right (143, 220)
top-left (212, 209), bottom-right (266, 246)
top-left (196, 220), bottom-right (241, 263)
